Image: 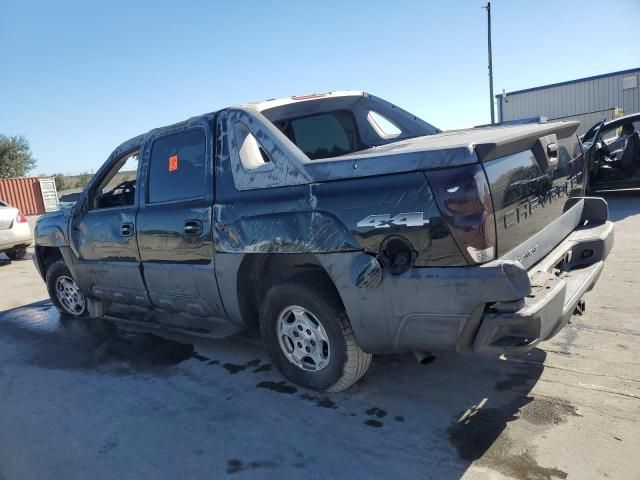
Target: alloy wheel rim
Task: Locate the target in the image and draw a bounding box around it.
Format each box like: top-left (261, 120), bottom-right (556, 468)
top-left (55, 275), bottom-right (86, 316)
top-left (276, 305), bottom-right (330, 372)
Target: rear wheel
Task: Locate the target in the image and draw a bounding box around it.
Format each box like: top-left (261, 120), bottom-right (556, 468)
top-left (6, 246), bottom-right (27, 260)
top-left (46, 259), bottom-right (88, 317)
top-left (259, 280), bottom-right (371, 392)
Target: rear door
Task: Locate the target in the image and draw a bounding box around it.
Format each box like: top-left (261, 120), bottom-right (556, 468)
top-left (136, 121), bottom-right (225, 319)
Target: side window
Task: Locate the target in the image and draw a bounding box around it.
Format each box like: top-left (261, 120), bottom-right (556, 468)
top-left (280, 110), bottom-right (360, 160)
top-left (94, 151), bottom-right (139, 209)
top-left (234, 122), bottom-right (271, 170)
top-left (367, 111), bottom-right (402, 139)
top-left (147, 129), bottom-right (206, 204)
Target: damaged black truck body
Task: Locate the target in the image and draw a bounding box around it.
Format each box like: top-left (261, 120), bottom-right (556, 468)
top-left (33, 91), bottom-right (614, 391)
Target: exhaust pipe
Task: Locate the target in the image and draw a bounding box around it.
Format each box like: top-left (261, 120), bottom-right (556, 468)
top-left (413, 351), bottom-right (436, 365)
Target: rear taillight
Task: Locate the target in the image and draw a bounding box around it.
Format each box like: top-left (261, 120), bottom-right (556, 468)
top-left (425, 164), bottom-right (496, 264)
top-left (15, 211), bottom-right (28, 223)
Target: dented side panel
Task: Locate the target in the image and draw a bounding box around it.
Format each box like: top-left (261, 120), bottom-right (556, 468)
top-left (214, 113), bottom-right (465, 264)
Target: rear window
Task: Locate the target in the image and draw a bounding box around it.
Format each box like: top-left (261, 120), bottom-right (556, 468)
top-left (277, 110), bottom-right (361, 160)
top-left (147, 129), bottom-right (206, 203)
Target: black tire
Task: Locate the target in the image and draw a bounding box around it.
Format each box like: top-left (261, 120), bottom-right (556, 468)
top-left (259, 279), bottom-right (371, 392)
top-left (46, 259), bottom-right (89, 317)
top-left (6, 246), bottom-right (27, 260)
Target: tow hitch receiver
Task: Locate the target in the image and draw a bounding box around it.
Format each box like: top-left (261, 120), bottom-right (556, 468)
top-left (573, 299), bottom-right (586, 316)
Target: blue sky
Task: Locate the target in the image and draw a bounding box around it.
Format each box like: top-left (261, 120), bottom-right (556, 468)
top-left (1, 0), bottom-right (639, 175)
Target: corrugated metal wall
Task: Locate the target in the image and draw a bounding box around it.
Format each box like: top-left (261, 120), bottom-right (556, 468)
top-left (497, 68), bottom-right (640, 135)
top-left (0, 177), bottom-right (47, 215)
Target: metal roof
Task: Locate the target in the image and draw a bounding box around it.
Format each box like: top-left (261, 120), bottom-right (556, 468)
top-left (496, 67), bottom-right (640, 99)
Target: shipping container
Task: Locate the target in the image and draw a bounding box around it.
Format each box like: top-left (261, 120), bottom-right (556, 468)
top-left (0, 177), bottom-right (59, 216)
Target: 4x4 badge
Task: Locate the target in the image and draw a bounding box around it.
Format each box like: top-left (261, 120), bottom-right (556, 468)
top-left (356, 212), bottom-right (430, 229)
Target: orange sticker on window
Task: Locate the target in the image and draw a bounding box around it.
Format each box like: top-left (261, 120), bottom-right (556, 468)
top-left (168, 155), bottom-right (179, 172)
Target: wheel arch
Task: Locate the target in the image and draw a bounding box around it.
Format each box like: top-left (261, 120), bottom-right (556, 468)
top-left (235, 253), bottom-right (345, 330)
top-left (34, 245), bottom-right (64, 280)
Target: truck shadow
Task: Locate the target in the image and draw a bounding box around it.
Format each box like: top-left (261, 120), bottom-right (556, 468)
top-left (0, 299), bottom-right (558, 479)
top-left (360, 350), bottom-right (566, 479)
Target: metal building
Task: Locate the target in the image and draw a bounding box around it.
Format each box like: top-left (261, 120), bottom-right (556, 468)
top-left (496, 67), bottom-right (640, 135)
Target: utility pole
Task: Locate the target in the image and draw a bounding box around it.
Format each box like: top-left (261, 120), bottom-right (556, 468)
top-left (484, 2), bottom-right (495, 124)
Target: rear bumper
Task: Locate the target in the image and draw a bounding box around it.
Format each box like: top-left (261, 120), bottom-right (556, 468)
top-left (472, 218), bottom-right (613, 354)
top-left (320, 197), bottom-right (614, 355)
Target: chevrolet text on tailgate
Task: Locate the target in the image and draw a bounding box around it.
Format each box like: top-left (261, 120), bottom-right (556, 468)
top-left (33, 91), bottom-right (614, 391)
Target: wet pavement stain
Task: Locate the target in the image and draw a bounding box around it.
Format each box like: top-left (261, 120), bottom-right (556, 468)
top-left (364, 419), bottom-right (383, 428)
top-left (0, 301), bottom-right (206, 373)
top-left (98, 441), bottom-right (119, 454)
top-left (208, 359), bottom-right (220, 365)
top-left (223, 363), bottom-right (247, 374)
top-left (226, 459), bottom-right (243, 474)
top-left (253, 363), bottom-right (272, 373)
top-left (223, 359), bottom-right (264, 374)
top-left (226, 459), bottom-right (277, 474)
top-left (256, 381), bottom-right (297, 395)
top-left (192, 353), bottom-right (210, 362)
top-left (518, 397), bottom-right (581, 426)
top-left (448, 396), bottom-right (572, 480)
top-left (299, 393), bottom-right (337, 409)
top-left (366, 407), bottom-right (387, 418)
top-left (394, 416), bottom-right (405, 422)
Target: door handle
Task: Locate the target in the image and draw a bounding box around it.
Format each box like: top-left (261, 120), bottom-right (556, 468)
top-left (184, 220), bottom-right (203, 236)
top-left (121, 223), bottom-right (134, 237)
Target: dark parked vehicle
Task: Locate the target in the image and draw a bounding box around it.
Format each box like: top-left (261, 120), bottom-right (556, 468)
top-left (583, 113), bottom-right (640, 192)
top-left (33, 91), bottom-right (614, 391)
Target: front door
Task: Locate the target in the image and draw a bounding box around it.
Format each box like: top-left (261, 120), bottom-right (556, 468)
top-left (136, 122), bottom-right (225, 319)
top-left (69, 148), bottom-right (151, 307)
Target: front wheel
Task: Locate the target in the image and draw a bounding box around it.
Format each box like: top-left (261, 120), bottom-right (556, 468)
top-left (259, 280), bottom-right (371, 392)
top-left (46, 259), bottom-right (88, 317)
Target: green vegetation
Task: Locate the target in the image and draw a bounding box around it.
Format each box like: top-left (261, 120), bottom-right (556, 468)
top-left (0, 134), bottom-right (37, 178)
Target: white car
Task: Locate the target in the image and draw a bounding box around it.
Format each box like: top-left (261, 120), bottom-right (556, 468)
top-left (0, 200), bottom-right (32, 260)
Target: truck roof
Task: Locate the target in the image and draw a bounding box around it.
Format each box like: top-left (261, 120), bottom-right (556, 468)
top-left (234, 90), bottom-right (366, 112)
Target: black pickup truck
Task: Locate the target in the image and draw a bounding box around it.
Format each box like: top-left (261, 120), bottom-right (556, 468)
top-left (34, 91), bottom-right (614, 391)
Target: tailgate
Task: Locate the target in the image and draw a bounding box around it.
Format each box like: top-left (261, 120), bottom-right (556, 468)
top-left (0, 206), bottom-right (17, 230)
top-left (480, 122), bottom-right (585, 267)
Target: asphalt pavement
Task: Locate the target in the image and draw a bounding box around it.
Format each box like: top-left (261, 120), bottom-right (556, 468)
top-left (0, 193), bottom-right (638, 480)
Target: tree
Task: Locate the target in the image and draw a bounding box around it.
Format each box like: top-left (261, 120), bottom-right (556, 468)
top-left (74, 171), bottom-right (93, 188)
top-left (52, 173), bottom-right (68, 191)
top-left (0, 135), bottom-right (37, 178)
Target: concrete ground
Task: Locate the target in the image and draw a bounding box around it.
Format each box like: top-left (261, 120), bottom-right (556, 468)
top-left (0, 194), bottom-right (638, 480)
